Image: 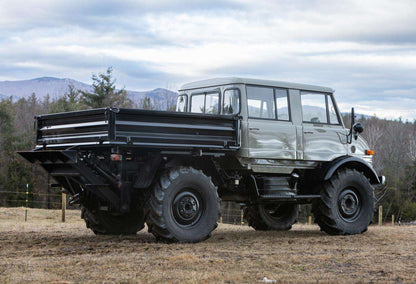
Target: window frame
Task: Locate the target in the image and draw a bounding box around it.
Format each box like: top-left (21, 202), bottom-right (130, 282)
top-left (222, 87), bottom-right (241, 116)
top-left (300, 91), bottom-right (342, 126)
top-left (190, 90), bottom-right (221, 115)
top-left (246, 84), bottom-right (291, 121)
top-left (176, 94), bottom-right (188, 112)
top-left (274, 87), bottom-right (291, 122)
top-left (327, 94), bottom-right (342, 125)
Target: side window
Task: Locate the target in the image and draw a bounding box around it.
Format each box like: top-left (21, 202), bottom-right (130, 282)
top-left (190, 92), bottom-right (220, 114)
top-left (191, 94), bottom-right (205, 113)
top-left (205, 93), bottom-right (219, 114)
top-left (247, 86), bottom-right (276, 119)
top-left (301, 93), bottom-right (328, 123)
top-left (275, 88), bottom-right (290, 121)
top-left (176, 95), bottom-right (187, 112)
top-left (223, 89), bottom-right (240, 115)
top-left (328, 96), bottom-right (340, 124)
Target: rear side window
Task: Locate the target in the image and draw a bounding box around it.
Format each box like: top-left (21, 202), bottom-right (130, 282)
top-left (301, 92), bottom-right (340, 124)
top-left (247, 86), bottom-right (276, 119)
top-left (223, 89), bottom-right (240, 115)
top-left (246, 86), bottom-right (290, 120)
top-left (275, 88), bottom-right (290, 121)
top-left (190, 92), bottom-right (220, 114)
top-left (176, 95), bottom-right (187, 112)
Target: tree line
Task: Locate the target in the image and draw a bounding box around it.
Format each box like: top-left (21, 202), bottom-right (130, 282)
top-left (358, 115), bottom-right (416, 221)
top-left (0, 68), bottom-right (415, 221)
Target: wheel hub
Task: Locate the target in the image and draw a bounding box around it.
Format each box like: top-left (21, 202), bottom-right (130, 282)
top-left (172, 190), bottom-right (202, 227)
top-left (338, 188), bottom-right (361, 222)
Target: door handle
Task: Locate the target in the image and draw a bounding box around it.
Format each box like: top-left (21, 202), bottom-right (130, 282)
top-left (249, 127), bottom-right (260, 131)
top-left (304, 131), bottom-right (314, 134)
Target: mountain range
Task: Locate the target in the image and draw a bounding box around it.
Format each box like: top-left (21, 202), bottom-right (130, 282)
top-left (0, 77), bottom-right (178, 110)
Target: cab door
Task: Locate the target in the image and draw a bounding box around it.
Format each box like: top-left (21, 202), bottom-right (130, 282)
top-left (246, 86), bottom-right (297, 160)
top-left (301, 92), bottom-right (348, 161)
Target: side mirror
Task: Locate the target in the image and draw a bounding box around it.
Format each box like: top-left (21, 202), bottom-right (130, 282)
top-left (353, 122), bottom-right (364, 140)
top-left (353, 122), bottom-right (364, 133)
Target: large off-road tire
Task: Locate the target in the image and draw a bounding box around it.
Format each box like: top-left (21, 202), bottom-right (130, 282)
top-left (312, 168), bottom-right (375, 235)
top-left (81, 201), bottom-right (146, 235)
top-left (244, 203), bottom-right (300, 231)
top-left (146, 167), bottom-right (220, 243)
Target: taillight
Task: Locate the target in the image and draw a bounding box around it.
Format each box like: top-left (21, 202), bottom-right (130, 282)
top-left (110, 154), bottom-right (123, 161)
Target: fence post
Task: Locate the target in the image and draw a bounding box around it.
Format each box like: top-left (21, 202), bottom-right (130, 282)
top-left (392, 214), bottom-right (395, 226)
top-left (378, 205), bottom-right (383, 226)
top-left (25, 184), bottom-right (29, 222)
top-left (308, 215), bottom-right (312, 225)
top-left (61, 190), bottom-right (66, 222)
top-left (220, 216), bottom-right (223, 224)
top-left (240, 209), bottom-right (244, 225)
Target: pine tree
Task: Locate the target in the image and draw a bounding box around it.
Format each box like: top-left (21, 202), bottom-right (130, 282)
top-left (0, 99), bottom-right (33, 206)
top-left (81, 67), bottom-right (132, 108)
top-left (50, 83), bottom-right (85, 113)
top-left (138, 97), bottom-right (154, 110)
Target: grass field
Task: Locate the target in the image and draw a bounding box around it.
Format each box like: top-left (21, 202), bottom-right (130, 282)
top-left (0, 207), bottom-right (415, 283)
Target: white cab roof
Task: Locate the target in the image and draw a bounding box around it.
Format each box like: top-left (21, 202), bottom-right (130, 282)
top-left (179, 77), bottom-right (334, 93)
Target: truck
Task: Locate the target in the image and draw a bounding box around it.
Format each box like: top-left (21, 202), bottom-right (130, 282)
top-left (19, 77), bottom-right (385, 243)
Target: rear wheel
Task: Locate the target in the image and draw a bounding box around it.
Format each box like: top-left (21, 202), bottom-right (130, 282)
top-left (146, 167), bottom-right (220, 243)
top-left (244, 203), bottom-right (300, 231)
top-left (312, 168), bottom-right (375, 235)
top-left (81, 199), bottom-right (146, 235)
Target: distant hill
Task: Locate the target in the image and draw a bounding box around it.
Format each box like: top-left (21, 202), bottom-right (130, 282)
top-left (0, 77), bottom-right (177, 110)
top-left (0, 93), bottom-right (10, 100)
top-left (0, 77), bottom-right (91, 99)
top-left (127, 88), bottom-right (177, 110)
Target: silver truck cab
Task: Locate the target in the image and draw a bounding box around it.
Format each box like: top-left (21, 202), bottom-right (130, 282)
top-left (178, 77), bottom-right (374, 173)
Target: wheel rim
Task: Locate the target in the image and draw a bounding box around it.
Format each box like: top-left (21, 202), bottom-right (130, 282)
top-left (338, 188), bottom-right (361, 222)
top-left (172, 189), bottom-right (203, 227)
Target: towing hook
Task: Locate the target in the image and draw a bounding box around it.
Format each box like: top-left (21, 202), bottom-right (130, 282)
top-left (105, 106), bottom-right (120, 113)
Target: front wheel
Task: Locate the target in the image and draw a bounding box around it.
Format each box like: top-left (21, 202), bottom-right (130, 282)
top-left (312, 169), bottom-right (375, 235)
top-left (146, 167), bottom-right (220, 243)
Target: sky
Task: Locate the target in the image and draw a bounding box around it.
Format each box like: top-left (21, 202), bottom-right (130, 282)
top-left (1, 0), bottom-right (416, 120)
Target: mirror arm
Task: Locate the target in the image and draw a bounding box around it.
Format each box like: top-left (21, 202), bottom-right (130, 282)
top-left (347, 107), bottom-right (355, 144)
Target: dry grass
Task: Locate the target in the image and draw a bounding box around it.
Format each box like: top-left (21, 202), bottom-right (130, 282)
top-left (0, 207), bottom-right (415, 283)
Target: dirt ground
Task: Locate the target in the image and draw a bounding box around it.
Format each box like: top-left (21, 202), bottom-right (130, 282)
top-left (0, 207), bottom-right (415, 283)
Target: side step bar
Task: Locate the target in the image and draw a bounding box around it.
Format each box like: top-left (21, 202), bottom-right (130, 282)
top-left (260, 194), bottom-right (321, 203)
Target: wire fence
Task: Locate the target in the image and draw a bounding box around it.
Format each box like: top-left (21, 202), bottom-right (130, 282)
top-left (220, 202), bottom-right (246, 225)
top-left (0, 185), bottom-right (309, 226)
top-left (0, 186), bottom-right (64, 209)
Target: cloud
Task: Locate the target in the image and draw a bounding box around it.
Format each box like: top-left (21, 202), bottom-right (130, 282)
top-left (0, 0), bottom-right (415, 119)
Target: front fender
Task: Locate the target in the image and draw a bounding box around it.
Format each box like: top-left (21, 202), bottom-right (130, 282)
top-left (323, 156), bottom-right (381, 185)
